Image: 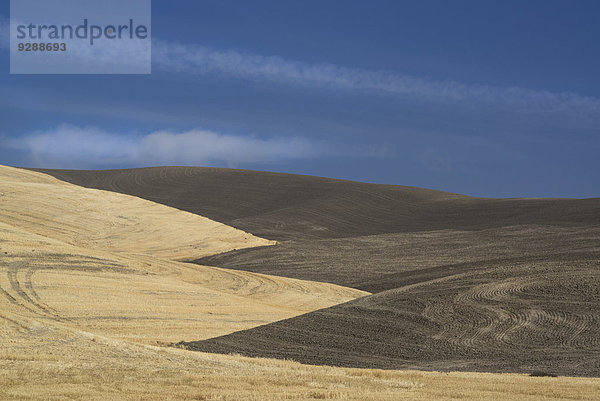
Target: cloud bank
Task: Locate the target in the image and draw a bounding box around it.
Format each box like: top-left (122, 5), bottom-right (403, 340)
top-left (2, 11), bottom-right (597, 119)
top-left (153, 40), bottom-right (600, 118)
top-left (6, 125), bottom-right (327, 169)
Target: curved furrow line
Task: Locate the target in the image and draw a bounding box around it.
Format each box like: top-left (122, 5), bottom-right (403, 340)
top-left (565, 313), bottom-right (599, 349)
top-left (461, 278), bottom-right (534, 303)
top-left (158, 168), bottom-right (168, 181)
top-left (493, 308), bottom-right (532, 346)
top-left (0, 271), bottom-right (48, 317)
top-left (188, 262), bottom-right (278, 298)
top-left (464, 311), bottom-right (506, 347)
top-left (6, 262), bottom-right (63, 320)
top-left (224, 269), bottom-right (276, 296)
top-left (425, 295), bottom-right (495, 348)
top-left (248, 273), bottom-right (291, 297)
top-left (22, 265), bottom-right (64, 316)
top-left (448, 278), bottom-right (539, 347)
top-left (456, 308), bottom-right (509, 347)
top-left (198, 263), bottom-right (322, 302)
top-left (520, 309), bottom-right (594, 349)
top-left (540, 309), bottom-right (581, 345)
top-left (515, 309), bottom-right (565, 347)
top-left (426, 303), bottom-right (468, 343)
top-left (451, 273), bottom-right (597, 350)
top-left (0, 285), bottom-right (24, 308)
top-left (411, 266), bottom-right (600, 354)
top-left (0, 313), bottom-right (29, 331)
top-left (23, 267), bottom-right (43, 303)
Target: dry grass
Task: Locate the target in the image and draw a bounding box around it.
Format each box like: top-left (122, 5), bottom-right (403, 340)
top-left (2, 333), bottom-right (599, 401)
top-left (1, 165), bottom-right (599, 400)
top-left (0, 166), bottom-right (275, 260)
top-left (0, 166), bottom-right (366, 343)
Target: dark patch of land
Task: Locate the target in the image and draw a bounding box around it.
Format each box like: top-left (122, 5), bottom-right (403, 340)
top-left (34, 167), bottom-right (600, 376)
top-left (195, 225), bottom-right (600, 292)
top-left (184, 249), bottom-right (600, 377)
top-left (32, 167), bottom-right (600, 241)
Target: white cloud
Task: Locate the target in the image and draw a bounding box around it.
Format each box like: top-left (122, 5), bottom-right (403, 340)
top-left (153, 40), bottom-right (600, 118)
top-left (2, 10), bottom-right (599, 117)
top-left (6, 125), bottom-right (328, 169)
top-left (2, 10), bottom-right (598, 118)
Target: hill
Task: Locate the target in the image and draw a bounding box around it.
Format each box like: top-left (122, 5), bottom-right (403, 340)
top-left (0, 165), bottom-right (365, 344)
top-left (35, 166), bottom-right (600, 377)
top-left (184, 245), bottom-right (600, 376)
top-left (33, 166), bottom-right (600, 241)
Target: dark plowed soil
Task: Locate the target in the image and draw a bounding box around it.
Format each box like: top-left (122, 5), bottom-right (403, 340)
top-left (33, 166), bottom-right (600, 377)
top-left (194, 225), bottom-right (600, 292)
top-left (33, 167), bottom-right (600, 241)
top-left (183, 251), bottom-right (600, 377)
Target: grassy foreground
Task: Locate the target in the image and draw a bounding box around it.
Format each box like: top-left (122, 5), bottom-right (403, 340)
top-left (3, 340), bottom-right (599, 401)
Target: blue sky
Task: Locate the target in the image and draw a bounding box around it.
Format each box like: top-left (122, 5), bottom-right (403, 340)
top-left (1, 0), bottom-right (599, 197)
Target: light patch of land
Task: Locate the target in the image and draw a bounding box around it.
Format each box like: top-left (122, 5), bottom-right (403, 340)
top-left (0, 166), bottom-right (275, 260)
top-left (0, 165), bottom-right (366, 345)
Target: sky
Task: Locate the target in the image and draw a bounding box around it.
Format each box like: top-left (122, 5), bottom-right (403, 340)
top-left (1, 0), bottom-right (599, 198)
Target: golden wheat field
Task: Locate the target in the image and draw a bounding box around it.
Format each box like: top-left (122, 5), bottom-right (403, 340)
top-left (1, 165), bottom-right (599, 400)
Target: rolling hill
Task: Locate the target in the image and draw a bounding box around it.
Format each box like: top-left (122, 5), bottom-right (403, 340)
top-left (0, 165), bottom-right (365, 344)
top-left (33, 166), bottom-right (600, 241)
top-left (34, 166), bottom-right (600, 377)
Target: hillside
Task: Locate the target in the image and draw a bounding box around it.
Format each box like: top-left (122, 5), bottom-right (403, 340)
top-left (35, 166), bottom-right (600, 377)
top-left (0, 166), bottom-right (365, 344)
top-left (33, 167), bottom-right (600, 241)
top-left (185, 245), bottom-right (600, 376)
